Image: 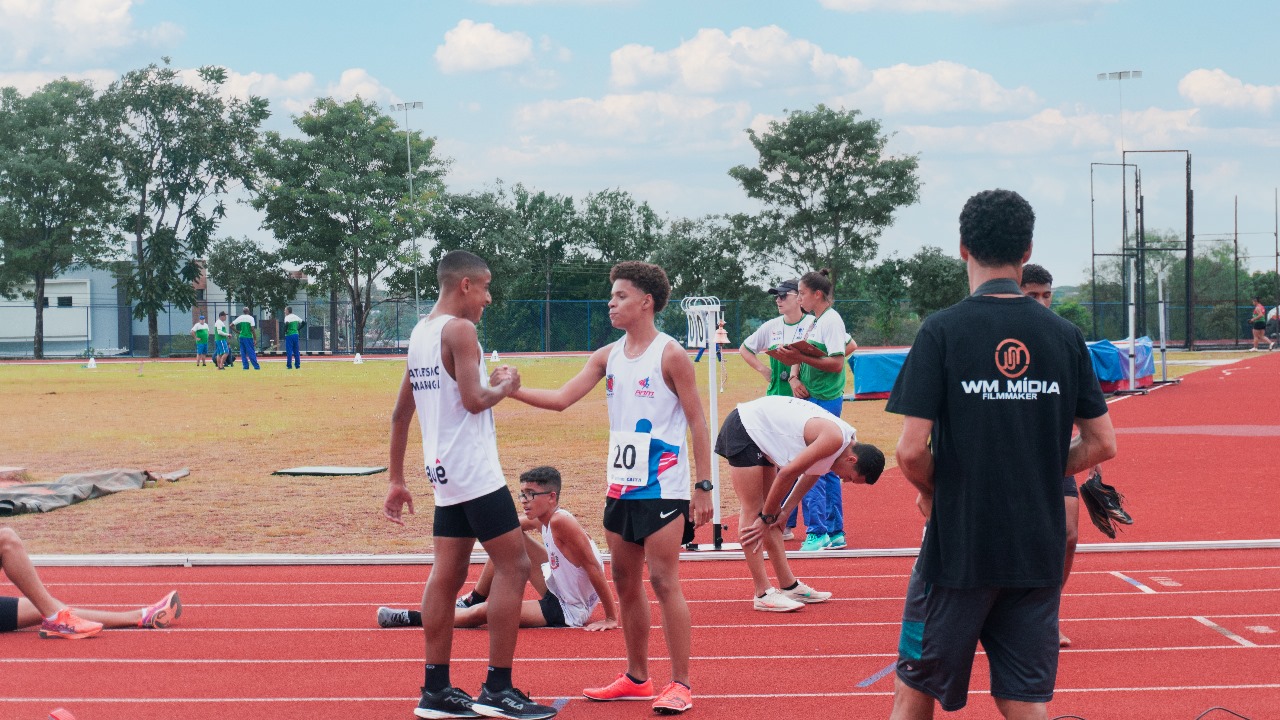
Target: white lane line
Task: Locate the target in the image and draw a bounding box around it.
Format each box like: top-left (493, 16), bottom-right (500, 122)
top-left (1192, 616), bottom-right (1259, 647)
top-left (1109, 571), bottom-right (1158, 593)
top-left (5, 684), bottom-right (1280, 704)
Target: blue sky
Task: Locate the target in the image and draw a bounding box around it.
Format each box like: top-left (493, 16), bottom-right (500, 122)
top-left (4, 0), bottom-right (1279, 286)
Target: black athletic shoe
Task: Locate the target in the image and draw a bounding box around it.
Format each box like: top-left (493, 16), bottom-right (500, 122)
top-left (471, 686), bottom-right (557, 719)
top-left (1085, 470), bottom-right (1133, 525)
top-left (414, 686), bottom-right (481, 719)
top-left (456, 592), bottom-right (482, 609)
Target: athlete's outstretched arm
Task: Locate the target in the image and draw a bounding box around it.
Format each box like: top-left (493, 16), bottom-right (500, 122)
top-left (383, 369), bottom-right (417, 525)
top-left (510, 346), bottom-right (609, 411)
top-left (442, 318), bottom-right (520, 414)
top-left (663, 342), bottom-right (714, 527)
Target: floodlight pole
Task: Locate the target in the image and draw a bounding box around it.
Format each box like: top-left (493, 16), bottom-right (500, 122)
top-left (1100, 71), bottom-right (1143, 338)
top-left (392, 101), bottom-right (424, 318)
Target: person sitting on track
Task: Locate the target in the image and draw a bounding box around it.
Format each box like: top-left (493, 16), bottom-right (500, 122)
top-left (726, 396), bottom-right (885, 612)
top-left (378, 465), bottom-right (619, 633)
top-left (1, 527), bottom-right (181, 639)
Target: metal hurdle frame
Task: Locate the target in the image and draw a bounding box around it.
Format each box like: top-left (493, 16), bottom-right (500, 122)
top-left (680, 296), bottom-right (735, 551)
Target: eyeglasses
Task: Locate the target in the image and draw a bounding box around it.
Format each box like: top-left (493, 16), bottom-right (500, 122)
top-left (774, 292), bottom-right (795, 299)
top-left (518, 490), bottom-right (555, 502)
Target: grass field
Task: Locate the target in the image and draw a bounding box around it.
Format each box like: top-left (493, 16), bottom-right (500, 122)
top-left (0, 349), bottom-right (1234, 555)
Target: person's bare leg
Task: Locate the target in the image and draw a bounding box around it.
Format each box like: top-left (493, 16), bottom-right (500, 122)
top-left (476, 527), bottom-right (531, 669)
top-left (524, 533), bottom-right (549, 597)
top-left (889, 676), bottom-right (936, 720)
top-left (993, 697), bottom-right (1048, 720)
top-left (1060, 495), bottom-right (1079, 647)
top-left (644, 518), bottom-right (692, 686)
top-left (607, 529), bottom-right (651, 682)
top-left (15, 599), bottom-right (142, 629)
top-left (0, 528), bottom-right (63, 618)
top-left (472, 559), bottom-right (496, 597)
top-left (760, 466), bottom-right (798, 587)
top-left (732, 467), bottom-right (777, 595)
top-left (422, 537), bottom-right (473, 666)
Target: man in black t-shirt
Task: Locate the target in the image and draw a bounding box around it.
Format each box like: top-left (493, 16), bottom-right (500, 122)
top-left (886, 190), bottom-right (1117, 719)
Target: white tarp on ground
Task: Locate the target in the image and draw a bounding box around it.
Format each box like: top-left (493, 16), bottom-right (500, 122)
top-left (0, 468), bottom-right (187, 516)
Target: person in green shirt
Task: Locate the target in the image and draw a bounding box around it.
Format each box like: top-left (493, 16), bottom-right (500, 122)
top-left (231, 307), bottom-right (260, 370)
top-left (189, 316), bottom-right (210, 367)
top-left (282, 306), bottom-right (304, 370)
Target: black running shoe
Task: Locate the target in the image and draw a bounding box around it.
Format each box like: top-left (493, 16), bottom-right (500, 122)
top-left (415, 686), bottom-right (481, 719)
top-left (456, 592), bottom-right (482, 609)
top-left (471, 686), bottom-right (557, 719)
top-left (1086, 470), bottom-right (1133, 524)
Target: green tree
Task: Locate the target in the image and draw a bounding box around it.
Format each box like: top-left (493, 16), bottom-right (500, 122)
top-left (103, 59), bottom-right (269, 357)
top-left (206, 236), bottom-right (301, 323)
top-left (1055, 300), bottom-right (1092, 335)
top-left (728, 104), bottom-right (921, 289)
top-left (0, 79), bottom-right (122, 358)
top-left (900, 245), bottom-right (968, 319)
top-left (255, 97), bottom-right (444, 353)
top-left (578, 188), bottom-right (663, 269)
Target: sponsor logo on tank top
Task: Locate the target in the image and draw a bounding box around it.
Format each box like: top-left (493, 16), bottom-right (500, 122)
top-left (605, 374), bottom-right (615, 398)
top-left (409, 364), bottom-right (442, 391)
top-left (635, 376), bottom-right (656, 398)
top-left (549, 553), bottom-right (560, 570)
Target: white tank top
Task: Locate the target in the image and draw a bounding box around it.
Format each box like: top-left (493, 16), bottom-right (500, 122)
top-left (541, 508), bottom-right (602, 628)
top-left (604, 332), bottom-right (690, 500)
top-left (736, 395), bottom-right (856, 475)
top-left (407, 314), bottom-right (506, 506)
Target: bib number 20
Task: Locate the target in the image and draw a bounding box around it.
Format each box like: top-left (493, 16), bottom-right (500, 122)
top-left (607, 431), bottom-right (650, 487)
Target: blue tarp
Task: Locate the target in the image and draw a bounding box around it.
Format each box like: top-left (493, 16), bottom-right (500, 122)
top-left (849, 336), bottom-right (1155, 398)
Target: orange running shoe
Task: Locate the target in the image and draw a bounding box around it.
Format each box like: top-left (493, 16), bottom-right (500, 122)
top-left (49, 709), bottom-right (78, 720)
top-left (582, 673), bottom-right (655, 701)
top-left (141, 590), bottom-right (182, 628)
top-left (652, 682), bottom-right (692, 715)
top-left (38, 609), bottom-right (103, 639)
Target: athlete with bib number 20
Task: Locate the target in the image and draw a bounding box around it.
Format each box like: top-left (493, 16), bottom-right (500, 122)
top-left (511, 261), bottom-right (714, 715)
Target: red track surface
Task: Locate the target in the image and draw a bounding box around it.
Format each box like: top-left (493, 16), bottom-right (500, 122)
top-left (4, 353), bottom-right (1278, 720)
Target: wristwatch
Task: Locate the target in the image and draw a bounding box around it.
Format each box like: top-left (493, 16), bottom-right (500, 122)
top-left (758, 511), bottom-right (778, 524)
top-left (693, 479), bottom-right (714, 492)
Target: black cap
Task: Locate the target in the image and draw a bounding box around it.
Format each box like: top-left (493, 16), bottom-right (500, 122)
top-left (768, 279), bottom-right (799, 295)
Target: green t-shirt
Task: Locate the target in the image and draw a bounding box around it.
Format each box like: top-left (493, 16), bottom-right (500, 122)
top-left (233, 315), bottom-right (255, 339)
top-left (192, 324), bottom-right (209, 343)
top-left (797, 307), bottom-right (848, 401)
top-left (743, 314), bottom-right (816, 396)
top-left (284, 314), bottom-right (303, 337)
top-left (215, 321), bottom-right (230, 339)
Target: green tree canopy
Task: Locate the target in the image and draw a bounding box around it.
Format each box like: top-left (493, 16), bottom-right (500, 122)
top-left (206, 236), bottom-right (301, 319)
top-left (0, 79), bottom-right (122, 357)
top-left (254, 97), bottom-right (445, 353)
top-left (728, 104), bottom-right (921, 289)
top-left (103, 59), bottom-right (270, 357)
top-left (900, 245), bottom-right (968, 319)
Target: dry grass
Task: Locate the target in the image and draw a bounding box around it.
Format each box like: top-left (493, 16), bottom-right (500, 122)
top-left (0, 349), bottom-right (1224, 555)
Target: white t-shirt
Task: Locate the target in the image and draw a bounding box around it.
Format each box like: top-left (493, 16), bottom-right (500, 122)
top-left (735, 396), bottom-right (856, 475)
top-left (743, 315), bottom-right (815, 353)
top-left (407, 314), bottom-right (506, 506)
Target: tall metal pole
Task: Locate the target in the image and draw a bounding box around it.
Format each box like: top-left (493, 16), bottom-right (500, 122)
top-left (391, 101), bottom-right (424, 318)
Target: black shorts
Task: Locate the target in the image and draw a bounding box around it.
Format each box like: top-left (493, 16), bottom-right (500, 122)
top-left (1062, 476), bottom-right (1078, 498)
top-left (433, 486), bottom-right (521, 542)
top-left (714, 409), bottom-right (771, 468)
top-left (1253, 320), bottom-right (1266, 330)
top-left (537, 591), bottom-right (568, 628)
top-left (0, 596), bottom-right (18, 633)
top-left (603, 497), bottom-right (693, 546)
top-left (897, 565), bottom-right (1061, 711)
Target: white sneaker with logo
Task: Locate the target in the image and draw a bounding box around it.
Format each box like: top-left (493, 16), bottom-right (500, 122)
top-left (753, 587), bottom-right (804, 613)
top-left (782, 581), bottom-right (832, 604)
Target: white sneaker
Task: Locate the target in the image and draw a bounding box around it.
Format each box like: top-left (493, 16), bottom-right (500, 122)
top-left (782, 580), bottom-right (832, 604)
top-left (781, 529), bottom-right (795, 541)
top-left (753, 587), bottom-right (804, 612)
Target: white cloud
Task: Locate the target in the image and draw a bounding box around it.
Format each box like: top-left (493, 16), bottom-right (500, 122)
top-left (476, 0), bottom-right (633, 4)
top-left (611, 26), bottom-right (862, 94)
top-left (1178, 69), bottom-right (1278, 113)
top-left (839, 61), bottom-right (1039, 114)
top-left (176, 67), bottom-right (394, 115)
top-left (0, 0), bottom-right (182, 65)
top-left (435, 19), bottom-right (534, 74)
top-left (0, 69), bottom-right (118, 94)
top-left (818, 0), bottom-right (1114, 14)
top-left (899, 107), bottom-right (1202, 156)
top-left (513, 91), bottom-right (752, 144)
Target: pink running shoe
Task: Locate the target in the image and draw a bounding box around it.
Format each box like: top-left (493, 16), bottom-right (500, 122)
top-left (141, 590), bottom-right (182, 629)
top-left (38, 609), bottom-right (103, 639)
top-left (49, 709), bottom-right (78, 720)
top-left (583, 673), bottom-right (656, 701)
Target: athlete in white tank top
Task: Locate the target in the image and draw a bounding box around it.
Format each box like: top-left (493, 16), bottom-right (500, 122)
top-left (604, 332), bottom-right (690, 501)
top-left (407, 314), bottom-right (507, 506)
top-left (542, 508), bottom-right (603, 627)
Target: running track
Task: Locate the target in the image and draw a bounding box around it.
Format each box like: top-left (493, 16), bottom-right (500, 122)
top-left (5, 352), bottom-right (1279, 719)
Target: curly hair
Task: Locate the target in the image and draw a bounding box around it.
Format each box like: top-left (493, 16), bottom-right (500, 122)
top-left (800, 268), bottom-right (834, 300)
top-left (959, 189), bottom-right (1036, 267)
top-left (610, 261), bottom-right (671, 313)
top-left (519, 465), bottom-right (562, 493)
top-left (1020, 263), bottom-right (1053, 288)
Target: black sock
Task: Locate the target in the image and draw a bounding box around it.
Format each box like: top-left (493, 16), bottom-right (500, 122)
top-left (470, 590), bottom-right (488, 604)
top-left (485, 666), bottom-right (513, 692)
top-left (424, 663), bottom-right (450, 693)
top-left (782, 581), bottom-right (799, 591)
top-left (408, 610), bottom-right (423, 626)
top-left (626, 672), bottom-right (647, 685)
